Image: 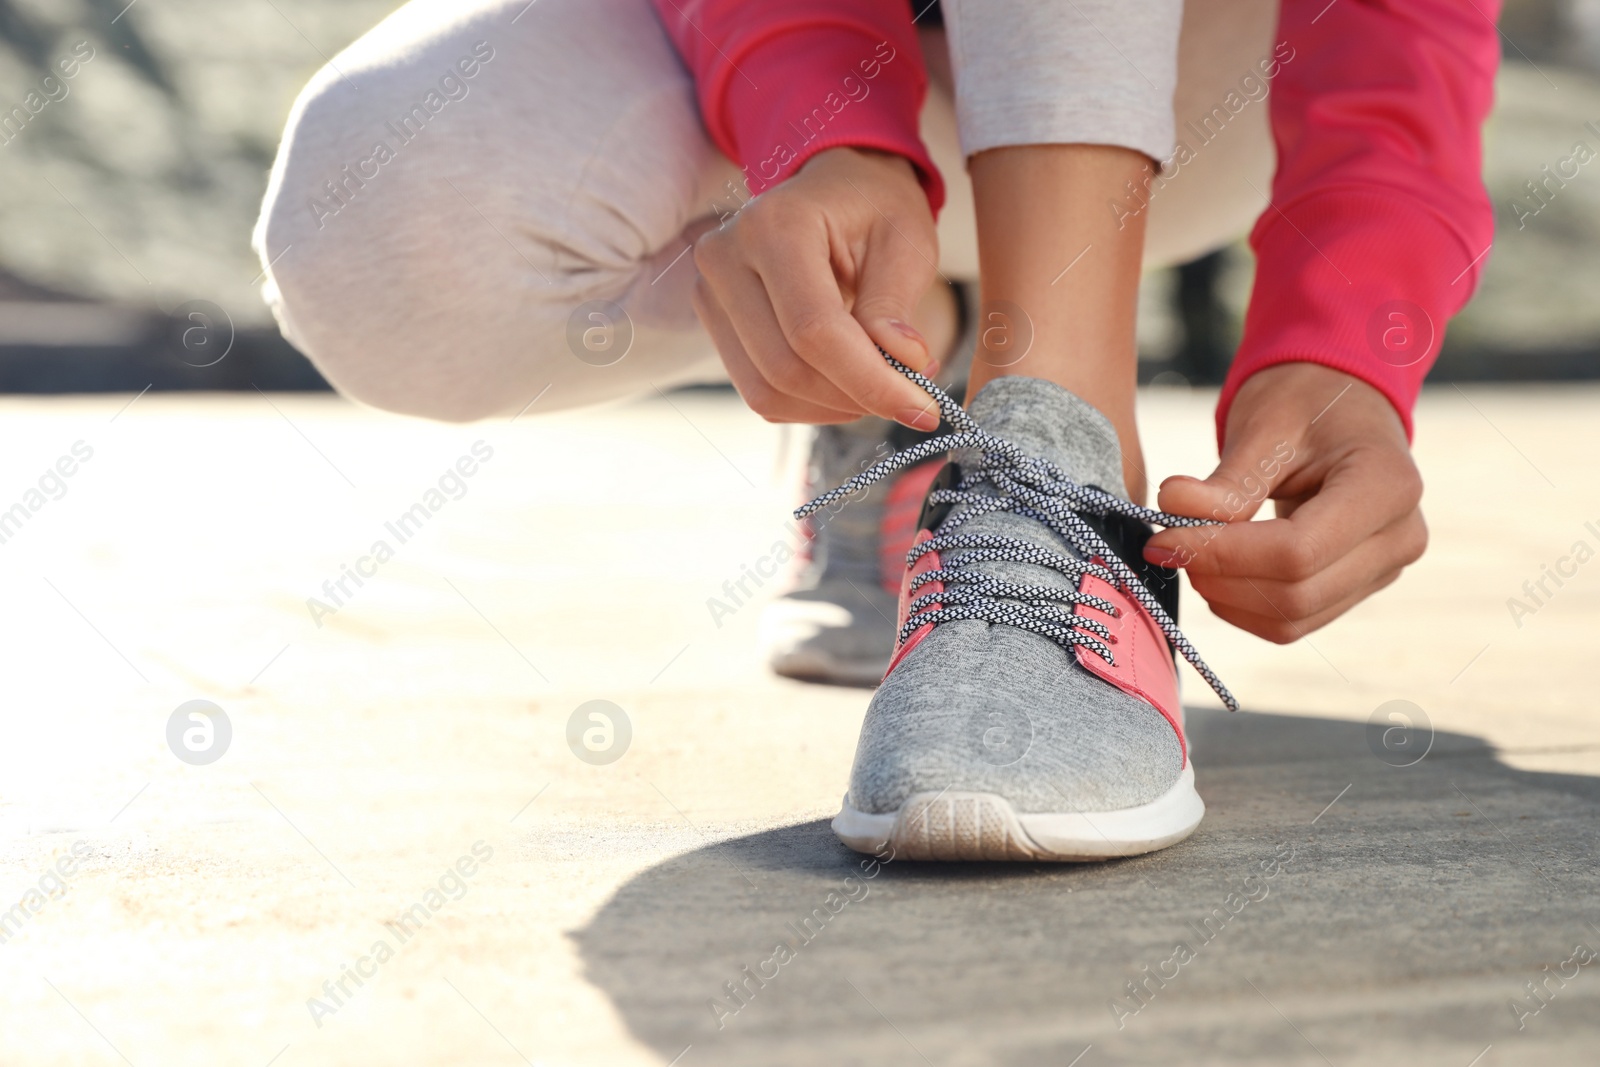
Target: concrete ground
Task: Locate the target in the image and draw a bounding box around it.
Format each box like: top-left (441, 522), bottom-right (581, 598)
top-left (0, 382), bottom-right (1597, 1066)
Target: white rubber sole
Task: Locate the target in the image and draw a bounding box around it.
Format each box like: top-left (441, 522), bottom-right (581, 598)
top-left (832, 765), bottom-right (1205, 862)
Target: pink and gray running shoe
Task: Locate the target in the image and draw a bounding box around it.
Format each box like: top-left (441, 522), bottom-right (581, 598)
top-left (802, 357), bottom-right (1238, 861)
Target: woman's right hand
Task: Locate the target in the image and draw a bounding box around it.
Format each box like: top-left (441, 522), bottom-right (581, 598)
top-left (692, 146), bottom-right (943, 430)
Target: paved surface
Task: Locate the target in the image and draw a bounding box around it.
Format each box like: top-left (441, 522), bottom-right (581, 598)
top-left (0, 383), bottom-right (1597, 1066)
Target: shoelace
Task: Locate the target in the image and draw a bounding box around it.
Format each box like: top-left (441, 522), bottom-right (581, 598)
top-left (795, 351), bottom-right (1239, 713)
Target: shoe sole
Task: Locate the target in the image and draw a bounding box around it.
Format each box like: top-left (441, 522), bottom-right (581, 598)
top-left (831, 765), bottom-right (1204, 862)
top-left (769, 650), bottom-right (886, 689)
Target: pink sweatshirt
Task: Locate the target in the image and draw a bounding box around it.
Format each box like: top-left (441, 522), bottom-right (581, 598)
top-left (649, 0), bottom-right (1501, 443)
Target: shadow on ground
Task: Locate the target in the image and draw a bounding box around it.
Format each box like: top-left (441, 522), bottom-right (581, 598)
top-left (571, 710), bottom-right (1600, 1066)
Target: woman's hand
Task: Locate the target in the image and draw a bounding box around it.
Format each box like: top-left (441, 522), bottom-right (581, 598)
top-left (1143, 363), bottom-right (1428, 643)
top-left (692, 147), bottom-right (942, 429)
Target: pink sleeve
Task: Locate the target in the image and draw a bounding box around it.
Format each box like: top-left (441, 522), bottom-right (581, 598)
top-left (1217, 0), bottom-right (1502, 443)
top-left (648, 0), bottom-right (944, 213)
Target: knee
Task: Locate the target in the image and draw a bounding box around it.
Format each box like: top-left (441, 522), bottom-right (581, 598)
top-left (251, 23), bottom-right (712, 423)
top-left (254, 78), bottom-right (561, 423)
top-left (257, 248), bottom-right (556, 424)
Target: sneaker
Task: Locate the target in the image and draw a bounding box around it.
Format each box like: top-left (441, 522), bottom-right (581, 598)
top-left (762, 282), bottom-right (975, 687)
top-left (760, 418), bottom-right (944, 686)
top-left (799, 358), bottom-right (1238, 861)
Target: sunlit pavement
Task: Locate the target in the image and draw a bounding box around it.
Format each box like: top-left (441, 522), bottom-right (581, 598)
top-left (1, 383), bottom-right (1596, 1066)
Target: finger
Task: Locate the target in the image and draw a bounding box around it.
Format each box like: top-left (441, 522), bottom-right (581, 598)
top-left (1152, 426), bottom-right (1300, 526)
top-left (692, 279), bottom-right (862, 424)
top-left (1187, 510), bottom-right (1427, 619)
top-left (1201, 570), bottom-right (1403, 644)
top-left (755, 241), bottom-right (940, 431)
top-left (1148, 446), bottom-right (1422, 580)
top-left (695, 224), bottom-right (866, 414)
top-left (699, 266), bottom-right (867, 414)
top-left (850, 219), bottom-right (940, 373)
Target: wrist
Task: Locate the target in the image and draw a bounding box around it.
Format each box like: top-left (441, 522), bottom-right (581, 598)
top-left (799, 145), bottom-right (920, 187)
top-left (1225, 362), bottom-right (1409, 455)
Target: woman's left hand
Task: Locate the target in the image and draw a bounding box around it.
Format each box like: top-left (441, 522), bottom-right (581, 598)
top-left (1142, 362), bottom-right (1429, 643)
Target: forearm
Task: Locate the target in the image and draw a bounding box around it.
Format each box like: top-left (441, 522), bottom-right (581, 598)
top-left (1218, 0), bottom-right (1501, 445)
top-left (940, 0), bottom-right (1185, 503)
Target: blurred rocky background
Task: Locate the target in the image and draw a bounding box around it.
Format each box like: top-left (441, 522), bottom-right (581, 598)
top-left (0, 0), bottom-right (389, 390)
top-left (0, 0), bottom-right (1597, 391)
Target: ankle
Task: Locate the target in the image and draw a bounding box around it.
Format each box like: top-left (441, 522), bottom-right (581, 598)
top-left (1119, 436), bottom-right (1148, 505)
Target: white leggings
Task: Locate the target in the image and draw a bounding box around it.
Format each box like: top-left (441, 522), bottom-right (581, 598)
top-left (253, 0), bottom-right (1276, 422)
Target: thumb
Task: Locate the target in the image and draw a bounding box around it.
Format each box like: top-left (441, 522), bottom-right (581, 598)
top-left (852, 224), bottom-right (940, 375)
top-left (1146, 428), bottom-right (1301, 563)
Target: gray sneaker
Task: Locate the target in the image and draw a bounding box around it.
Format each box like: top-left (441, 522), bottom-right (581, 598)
top-left (762, 283), bottom-right (975, 687)
top-left (761, 417), bottom-right (942, 686)
top-left (798, 361), bottom-right (1238, 861)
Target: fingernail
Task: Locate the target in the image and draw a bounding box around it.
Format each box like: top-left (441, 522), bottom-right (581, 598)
top-left (1144, 547), bottom-right (1184, 568)
top-left (887, 318), bottom-right (925, 345)
top-left (924, 358), bottom-right (942, 379)
top-left (897, 405), bottom-right (939, 432)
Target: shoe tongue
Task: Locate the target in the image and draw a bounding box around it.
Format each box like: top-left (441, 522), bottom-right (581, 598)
top-left (964, 376), bottom-right (1128, 500)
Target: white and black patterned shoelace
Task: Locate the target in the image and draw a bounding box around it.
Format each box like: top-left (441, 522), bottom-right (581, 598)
top-left (795, 352), bottom-right (1239, 713)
